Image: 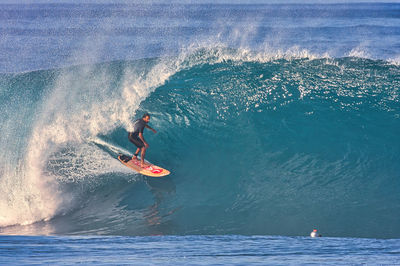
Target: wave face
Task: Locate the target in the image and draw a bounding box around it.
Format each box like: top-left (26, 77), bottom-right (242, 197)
top-left (0, 49), bottom-right (399, 238)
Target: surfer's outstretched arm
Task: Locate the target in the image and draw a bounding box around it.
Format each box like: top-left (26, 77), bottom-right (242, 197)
top-left (145, 124), bottom-right (157, 133)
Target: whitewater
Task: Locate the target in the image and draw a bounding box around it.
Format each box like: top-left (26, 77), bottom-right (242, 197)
top-left (0, 3), bottom-right (399, 263)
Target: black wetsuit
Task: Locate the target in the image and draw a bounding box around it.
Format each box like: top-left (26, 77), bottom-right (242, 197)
top-left (128, 118), bottom-right (147, 148)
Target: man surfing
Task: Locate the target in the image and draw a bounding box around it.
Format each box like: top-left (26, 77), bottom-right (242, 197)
top-left (128, 113), bottom-right (157, 168)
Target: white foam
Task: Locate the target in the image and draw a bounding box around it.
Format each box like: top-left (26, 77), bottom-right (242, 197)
top-left (388, 55), bottom-right (400, 66)
top-left (0, 160), bottom-right (61, 227)
top-left (348, 46), bottom-right (371, 59)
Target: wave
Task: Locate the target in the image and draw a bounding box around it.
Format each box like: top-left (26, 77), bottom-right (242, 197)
top-left (0, 47), bottom-right (399, 238)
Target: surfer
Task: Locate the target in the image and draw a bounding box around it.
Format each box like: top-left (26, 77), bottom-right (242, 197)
top-left (128, 113), bottom-right (157, 167)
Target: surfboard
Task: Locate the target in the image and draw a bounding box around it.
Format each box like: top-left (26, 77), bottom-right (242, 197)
top-left (117, 154), bottom-right (170, 177)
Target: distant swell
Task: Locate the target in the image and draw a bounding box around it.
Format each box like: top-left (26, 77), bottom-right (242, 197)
top-left (0, 48), bottom-right (399, 238)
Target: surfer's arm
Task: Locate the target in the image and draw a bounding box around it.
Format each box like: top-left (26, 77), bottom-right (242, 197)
top-left (145, 124), bottom-right (157, 133)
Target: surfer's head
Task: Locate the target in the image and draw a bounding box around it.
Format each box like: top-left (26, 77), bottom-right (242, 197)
top-left (142, 113), bottom-right (150, 123)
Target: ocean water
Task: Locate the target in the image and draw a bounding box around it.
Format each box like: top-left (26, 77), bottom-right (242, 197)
top-left (1, 235), bottom-right (400, 265)
top-left (0, 2), bottom-right (400, 264)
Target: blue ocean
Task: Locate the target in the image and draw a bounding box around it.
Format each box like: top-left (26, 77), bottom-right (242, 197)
top-left (1, 2), bottom-right (400, 264)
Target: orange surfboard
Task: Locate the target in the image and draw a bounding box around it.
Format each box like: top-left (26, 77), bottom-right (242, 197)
top-left (118, 154), bottom-right (170, 177)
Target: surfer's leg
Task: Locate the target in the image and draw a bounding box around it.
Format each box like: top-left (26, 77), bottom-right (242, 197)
top-left (133, 148), bottom-right (140, 160)
top-left (140, 143), bottom-right (149, 167)
top-left (129, 133), bottom-right (144, 160)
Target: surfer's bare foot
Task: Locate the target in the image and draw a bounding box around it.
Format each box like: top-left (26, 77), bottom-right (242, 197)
top-left (132, 156), bottom-right (138, 161)
top-left (141, 162), bottom-right (150, 168)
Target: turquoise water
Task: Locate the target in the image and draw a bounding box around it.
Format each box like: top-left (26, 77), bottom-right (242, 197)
top-left (0, 3), bottom-right (400, 264)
